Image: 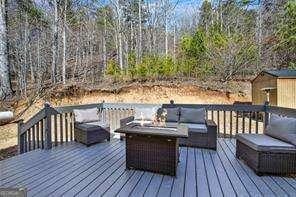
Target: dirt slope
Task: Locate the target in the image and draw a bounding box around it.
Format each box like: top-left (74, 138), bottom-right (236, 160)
top-left (0, 83), bottom-right (251, 150)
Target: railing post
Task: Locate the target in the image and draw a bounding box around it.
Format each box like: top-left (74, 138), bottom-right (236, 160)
top-left (101, 100), bottom-right (105, 112)
top-left (18, 119), bottom-right (24, 154)
top-left (44, 102), bottom-right (52, 150)
top-left (264, 101), bottom-right (270, 130)
top-left (168, 100), bottom-right (175, 109)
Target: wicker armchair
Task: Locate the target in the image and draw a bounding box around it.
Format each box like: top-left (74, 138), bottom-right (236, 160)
top-left (74, 121), bottom-right (110, 146)
top-left (73, 108), bottom-right (110, 146)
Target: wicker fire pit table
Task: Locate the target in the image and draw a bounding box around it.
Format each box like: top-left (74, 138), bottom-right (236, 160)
top-left (115, 123), bottom-right (188, 176)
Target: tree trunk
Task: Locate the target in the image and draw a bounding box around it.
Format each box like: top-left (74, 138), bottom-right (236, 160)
top-left (37, 31), bottom-right (41, 89)
top-left (0, 0), bottom-right (12, 98)
top-left (164, 2), bottom-right (169, 56)
top-left (21, 12), bottom-right (28, 97)
top-left (51, 0), bottom-right (58, 84)
top-left (165, 17), bottom-right (168, 56)
top-left (118, 28), bottom-right (123, 69)
top-left (116, 1), bottom-right (123, 69)
top-left (62, 0), bottom-right (67, 84)
top-left (219, 0), bottom-right (223, 31)
top-left (102, 10), bottom-right (107, 71)
top-left (138, 0), bottom-right (142, 63)
top-left (173, 24), bottom-right (176, 61)
top-left (256, 0), bottom-right (262, 71)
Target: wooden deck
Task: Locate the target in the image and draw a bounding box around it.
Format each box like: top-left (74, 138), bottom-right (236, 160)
top-left (1, 138), bottom-right (295, 197)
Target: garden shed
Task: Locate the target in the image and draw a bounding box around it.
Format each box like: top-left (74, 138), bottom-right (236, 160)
top-left (252, 69), bottom-right (296, 108)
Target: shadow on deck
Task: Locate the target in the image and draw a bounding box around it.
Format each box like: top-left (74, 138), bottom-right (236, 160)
top-left (0, 138), bottom-right (295, 197)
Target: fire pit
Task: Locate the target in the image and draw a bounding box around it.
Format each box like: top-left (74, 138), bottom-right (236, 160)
top-left (115, 122), bottom-right (188, 176)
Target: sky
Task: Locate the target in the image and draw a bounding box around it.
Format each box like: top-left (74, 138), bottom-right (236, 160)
top-left (153, 0), bottom-right (260, 19)
top-left (34, 0), bottom-right (260, 20)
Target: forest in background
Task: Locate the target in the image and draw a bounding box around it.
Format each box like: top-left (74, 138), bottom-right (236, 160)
top-left (0, 0), bottom-right (295, 107)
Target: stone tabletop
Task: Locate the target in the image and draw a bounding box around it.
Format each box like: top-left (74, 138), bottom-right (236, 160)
top-left (115, 123), bottom-right (188, 138)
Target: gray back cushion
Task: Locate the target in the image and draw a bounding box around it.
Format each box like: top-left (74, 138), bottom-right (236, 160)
top-left (162, 107), bottom-right (179, 122)
top-left (265, 114), bottom-right (296, 146)
top-left (180, 107), bottom-right (206, 124)
top-left (73, 108), bottom-right (100, 123)
top-left (134, 107), bottom-right (158, 120)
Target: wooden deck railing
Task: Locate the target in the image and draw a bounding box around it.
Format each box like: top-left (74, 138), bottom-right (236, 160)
top-left (17, 101), bottom-right (296, 154)
top-left (18, 102), bottom-right (104, 154)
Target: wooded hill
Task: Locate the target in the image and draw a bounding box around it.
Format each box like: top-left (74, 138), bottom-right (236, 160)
top-left (0, 0), bottom-right (295, 106)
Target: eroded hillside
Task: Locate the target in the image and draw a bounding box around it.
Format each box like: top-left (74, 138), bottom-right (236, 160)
top-left (0, 82), bottom-right (251, 151)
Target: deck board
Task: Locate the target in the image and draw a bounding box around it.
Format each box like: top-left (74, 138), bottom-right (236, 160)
top-left (30, 143), bottom-right (121, 196)
top-left (103, 168), bottom-right (135, 196)
top-left (0, 143), bottom-right (80, 179)
top-left (157, 175), bottom-right (174, 197)
top-left (270, 177), bottom-right (296, 196)
top-left (218, 139), bottom-right (262, 196)
top-left (224, 139), bottom-right (277, 196)
top-left (89, 162), bottom-right (127, 196)
top-left (208, 148), bottom-right (236, 196)
top-left (195, 149), bottom-right (211, 197)
top-left (129, 172), bottom-right (154, 197)
top-left (116, 170), bottom-right (144, 196)
top-left (215, 143), bottom-right (250, 196)
top-left (2, 145), bottom-right (86, 186)
top-left (184, 148), bottom-right (196, 197)
top-left (202, 149), bottom-right (224, 197)
top-left (143, 174), bottom-right (163, 197)
top-left (1, 138), bottom-right (295, 197)
top-left (76, 156), bottom-right (125, 197)
top-left (57, 148), bottom-right (124, 196)
top-left (170, 148), bottom-right (187, 197)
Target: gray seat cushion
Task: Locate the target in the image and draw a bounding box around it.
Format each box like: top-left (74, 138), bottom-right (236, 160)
top-left (180, 107), bottom-right (205, 124)
top-left (75, 121), bottom-right (110, 132)
top-left (180, 123), bottom-right (207, 133)
top-left (165, 122), bottom-right (179, 128)
top-left (265, 114), bottom-right (296, 146)
top-left (236, 134), bottom-right (296, 153)
top-left (165, 122), bottom-right (207, 133)
top-left (164, 107), bottom-right (180, 122)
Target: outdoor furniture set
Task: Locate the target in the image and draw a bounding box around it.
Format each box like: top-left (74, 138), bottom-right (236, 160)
top-left (72, 104), bottom-right (295, 176)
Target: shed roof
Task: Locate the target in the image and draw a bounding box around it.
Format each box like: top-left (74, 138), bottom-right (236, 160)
top-left (252, 69), bottom-right (296, 82)
top-left (264, 69), bottom-right (296, 78)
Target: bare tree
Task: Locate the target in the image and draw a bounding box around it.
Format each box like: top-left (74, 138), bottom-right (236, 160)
top-left (102, 8), bottom-right (107, 70)
top-left (256, 0), bottom-right (262, 71)
top-left (117, 1), bottom-right (124, 69)
top-left (0, 0), bottom-right (290, 101)
top-left (137, 0), bottom-right (142, 62)
top-left (51, 0), bottom-right (58, 84)
top-left (62, 0), bottom-right (67, 84)
top-left (0, 0), bottom-right (12, 99)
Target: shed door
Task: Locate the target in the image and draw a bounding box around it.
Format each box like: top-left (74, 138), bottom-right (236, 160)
top-left (269, 89), bottom-right (277, 106)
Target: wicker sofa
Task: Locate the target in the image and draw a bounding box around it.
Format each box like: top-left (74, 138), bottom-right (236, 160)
top-left (236, 114), bottom-right (296, 176)
top-left (120, 106), bottom-right (217, 150)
